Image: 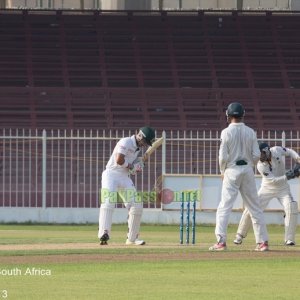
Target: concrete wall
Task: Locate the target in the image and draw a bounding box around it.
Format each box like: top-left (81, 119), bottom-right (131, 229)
top-left (0, 207), bottom-right (296, 225)
top-left (1, 175), bottom-right (299, 225)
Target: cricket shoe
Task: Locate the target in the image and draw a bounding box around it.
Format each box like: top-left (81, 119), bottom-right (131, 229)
top-left (99, 231), bottom-right (110, 246)
top-left (255, 242), bottom-right (269, 252)
top-left (233, 234), bottom-right (244, 245)
top-left (285, 240), bottom-right (296, 246)
top-left (209, 242), bottom-right (227, 251)
top-left (125, 239), bottom-right (146, 246)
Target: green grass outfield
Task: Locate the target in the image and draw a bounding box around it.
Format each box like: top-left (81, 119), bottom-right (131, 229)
top-left (0, 224), bottom-right (300, 300)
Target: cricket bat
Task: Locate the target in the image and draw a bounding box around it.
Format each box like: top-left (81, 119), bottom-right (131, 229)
top-left (142, 137), bottom-right (164, 162)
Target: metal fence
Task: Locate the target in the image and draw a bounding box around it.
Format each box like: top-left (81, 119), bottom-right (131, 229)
top-left (1, 129), bottom-right (299, 208)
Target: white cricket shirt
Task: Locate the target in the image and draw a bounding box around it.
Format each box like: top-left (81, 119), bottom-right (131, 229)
top-left (106, 135), bottom-right (140, 172)
top-left (219, 122), bottom-right (260, 174)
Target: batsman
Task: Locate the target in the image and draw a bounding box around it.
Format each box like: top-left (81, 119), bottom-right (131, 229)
top-left (234, 142), bottom-right (300, 246)
top-left (98, 126), bottom-right (156, 246)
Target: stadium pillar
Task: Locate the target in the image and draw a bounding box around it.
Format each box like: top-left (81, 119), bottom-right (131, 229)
top-left (237, 0), bottom-right (243, 10)
top-left (0, 0), bottom-right (6, 9)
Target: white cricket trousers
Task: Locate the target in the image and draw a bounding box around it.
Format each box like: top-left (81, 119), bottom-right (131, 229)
top-left (98, 169), bottom-right (143, 240)
top-left (216, 165), bottom-right (268, 243)
top-left (237, 186), bottom-right (298, 242)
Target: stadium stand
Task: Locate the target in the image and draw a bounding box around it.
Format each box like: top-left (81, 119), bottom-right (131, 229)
top-left (0, 9), bottom-right (300, 132)
top-left (2, 9), bottom-right (300, 209)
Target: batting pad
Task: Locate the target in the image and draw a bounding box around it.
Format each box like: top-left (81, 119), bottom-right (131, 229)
top-left (284, 201), bottom-right (298, 241)
top-left (98, 207), bottom-right (114, 238)
top-left (127, 207), bottom-right (143, 242)
top-left (236, 209), bottom-right (252, 238)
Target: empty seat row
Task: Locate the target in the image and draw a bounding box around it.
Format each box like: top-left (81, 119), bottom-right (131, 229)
top-left (0, 10), bottom-right (300, 131)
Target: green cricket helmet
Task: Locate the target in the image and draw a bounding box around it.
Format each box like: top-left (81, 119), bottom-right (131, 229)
top-left (139, 126), bottom-right (156, 146)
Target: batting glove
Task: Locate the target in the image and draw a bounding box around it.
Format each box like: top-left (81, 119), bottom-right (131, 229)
top-left (129, 161), bottom-right (144, 175)
top-left (293, 163), bottom-right (300, 177)
top-left (285, 169), bottom-right (295, 180)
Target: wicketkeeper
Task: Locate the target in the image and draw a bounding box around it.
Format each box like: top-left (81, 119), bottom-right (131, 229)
top-left (98, 126), bottom-right (155, 246)
top-left (234, 142), bottom-right (300, 246)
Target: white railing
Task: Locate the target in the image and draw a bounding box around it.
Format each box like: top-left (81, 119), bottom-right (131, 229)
top-left (1, 129), bottom-right (299, 209)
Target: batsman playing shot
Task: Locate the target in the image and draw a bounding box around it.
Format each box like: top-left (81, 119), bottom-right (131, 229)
top-left (234, 142), bottom-right (300, 246)
top-left (98, 126), bottom-right (157, 246)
